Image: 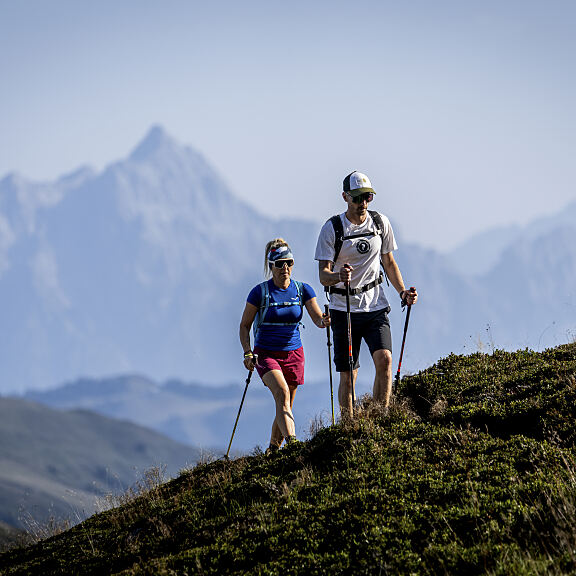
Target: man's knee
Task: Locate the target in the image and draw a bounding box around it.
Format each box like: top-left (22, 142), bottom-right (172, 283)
top-left (373, 349), bottom-right (392, 371)
top-left (339, 372), bottom-right (350, 386)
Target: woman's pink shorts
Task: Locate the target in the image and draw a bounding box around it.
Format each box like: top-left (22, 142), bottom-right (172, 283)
top-left (254, 346), bottom-right (305, 387)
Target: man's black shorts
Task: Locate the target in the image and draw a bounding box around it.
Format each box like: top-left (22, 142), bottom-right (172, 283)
top-left (330, 307), bottom-right (392, 372)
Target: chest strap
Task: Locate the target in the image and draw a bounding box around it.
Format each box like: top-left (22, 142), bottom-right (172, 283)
top-left (327, 273), bottom-right (384, 296)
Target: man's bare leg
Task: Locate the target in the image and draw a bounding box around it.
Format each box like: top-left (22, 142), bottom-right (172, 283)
top-left (372, 349), bottom-right (393, 407)
top-left (339, 368), bottom-right (358, 418)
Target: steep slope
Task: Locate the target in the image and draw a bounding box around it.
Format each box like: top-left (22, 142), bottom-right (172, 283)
top-left (0, 398), bottom-right (200, 529)
top-left (2, 343), bottom-right (576, 575)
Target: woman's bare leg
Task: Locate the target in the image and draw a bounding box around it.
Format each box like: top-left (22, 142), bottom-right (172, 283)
top-left (263, 370), bottom-right (298, 445)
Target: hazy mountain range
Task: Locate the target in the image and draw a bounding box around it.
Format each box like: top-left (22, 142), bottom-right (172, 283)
top-left (1, 125), bottom-right (574, 397)
top-left (23, 373), bottom-right (335, 453)
top-left (0, 126), bottom-right (319, 393)
top-left (1, 126), bottom-right (574, 533)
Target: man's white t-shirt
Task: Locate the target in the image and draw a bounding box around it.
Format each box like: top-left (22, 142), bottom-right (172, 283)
top-left (314, 211), bottom-right (398, 313)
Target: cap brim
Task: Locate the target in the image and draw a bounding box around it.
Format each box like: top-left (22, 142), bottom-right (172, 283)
top-left (348, 187), bottom-right (375, 196)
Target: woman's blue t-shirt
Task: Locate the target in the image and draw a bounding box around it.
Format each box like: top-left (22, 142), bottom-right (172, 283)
top-left (247, 279), bottom-right (316, 351)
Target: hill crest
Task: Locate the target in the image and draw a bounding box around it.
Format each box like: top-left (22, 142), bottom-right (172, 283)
top-left (2, 343), bottom-right (576, 574)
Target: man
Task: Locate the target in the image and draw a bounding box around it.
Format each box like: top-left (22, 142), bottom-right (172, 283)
top-left (315, 170), bottom-right (418, 416)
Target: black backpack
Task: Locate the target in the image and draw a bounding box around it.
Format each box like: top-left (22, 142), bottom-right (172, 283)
top-left (325, 210), bottom-right (389, 296)
top-left (329, 210), bottom-right (386, 264)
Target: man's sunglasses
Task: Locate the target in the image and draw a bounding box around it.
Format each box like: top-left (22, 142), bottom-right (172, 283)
top-left (271, 259), bottom-right (294, 268)
top-left (347, 192), bottom-right (374, 204)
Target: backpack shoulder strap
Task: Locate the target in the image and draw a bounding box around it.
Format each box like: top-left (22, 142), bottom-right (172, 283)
top-left (253, 281), bottom-right (270, 338)
top-left (368, 210), bottom-right (384, 235)
top-left (329, 214), bottom-right (344, 264)
top-left (368, 210), bottom-right (390, 286)
top-left (330, 212), bottom-right (384, 263)
top-left (294, 280), bottom-right (303, 306)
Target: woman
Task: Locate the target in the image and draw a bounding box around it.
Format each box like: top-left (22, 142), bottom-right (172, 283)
top-left (239, 238), bottom-right (330, 452)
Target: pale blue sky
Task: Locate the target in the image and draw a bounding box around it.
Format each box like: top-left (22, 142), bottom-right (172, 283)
top-left (1, 0), bottom-right (575, 251)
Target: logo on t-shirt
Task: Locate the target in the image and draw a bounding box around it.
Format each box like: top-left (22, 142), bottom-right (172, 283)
top-left (356, 239), bottom-right (370, 254)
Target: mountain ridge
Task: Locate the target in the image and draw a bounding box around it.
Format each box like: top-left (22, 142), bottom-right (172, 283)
top-left (22, 373), bottom-right (334, 452)
top-left (0, 125), bottom-right (574, 393)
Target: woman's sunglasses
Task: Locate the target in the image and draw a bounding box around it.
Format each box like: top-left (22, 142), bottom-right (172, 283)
top-left (347, 192), bottom-right (374, 204)
top-left (270, 259), bottom-right (294, 268)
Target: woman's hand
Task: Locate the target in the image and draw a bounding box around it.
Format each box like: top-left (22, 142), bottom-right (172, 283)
top-left (243, 353), bottom-right (256, 372)
top-left (319, 311), bottom-right (331, 328)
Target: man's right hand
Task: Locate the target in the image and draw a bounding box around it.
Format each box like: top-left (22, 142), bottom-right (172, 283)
top-left (338, 263), bottom-right (353, 284)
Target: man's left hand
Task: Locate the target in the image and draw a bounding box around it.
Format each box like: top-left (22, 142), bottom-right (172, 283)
top-left (400, 287), bottom-right (418, 306)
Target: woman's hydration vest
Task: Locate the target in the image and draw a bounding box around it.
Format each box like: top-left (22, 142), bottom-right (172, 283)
top-left (253, 280), bottom-right (304, 338)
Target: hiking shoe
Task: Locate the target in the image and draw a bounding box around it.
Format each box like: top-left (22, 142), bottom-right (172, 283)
top-left (285, 435), bottom-right (299, 446)
top-left (265, 444), bottom-right (280, 455)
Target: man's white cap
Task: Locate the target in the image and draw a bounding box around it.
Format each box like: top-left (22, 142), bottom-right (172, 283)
top-left (343, 171), bottom-right (376, 197)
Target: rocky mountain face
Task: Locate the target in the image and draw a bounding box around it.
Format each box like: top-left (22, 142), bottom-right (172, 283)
top-left (0, 126), bottom-right (319, 391)
top-left (1, 125), bottom-right (574, 398)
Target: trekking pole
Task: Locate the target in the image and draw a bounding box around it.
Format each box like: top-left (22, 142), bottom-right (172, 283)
top-left (393, 288), bottom-right (416, 394)
top-left (324, 304), bottom-right (335, 425)
top-left (345, 278), bottom-right (356, 412)
top-left (225, 356), bottom-right (257, 459)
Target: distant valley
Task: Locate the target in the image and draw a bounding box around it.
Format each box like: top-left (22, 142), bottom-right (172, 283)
top-left (23, 374), bottom-right (336, 453)
top-left (0, 396), bottom-right (199, 531)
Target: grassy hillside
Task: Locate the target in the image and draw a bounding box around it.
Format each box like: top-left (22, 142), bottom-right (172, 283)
top-left (0, 398), bottom-right (201, 531)
top-left (0, 522), bottom-right (23, 554)
top-left (1, 343), bottom-right (576, 575)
